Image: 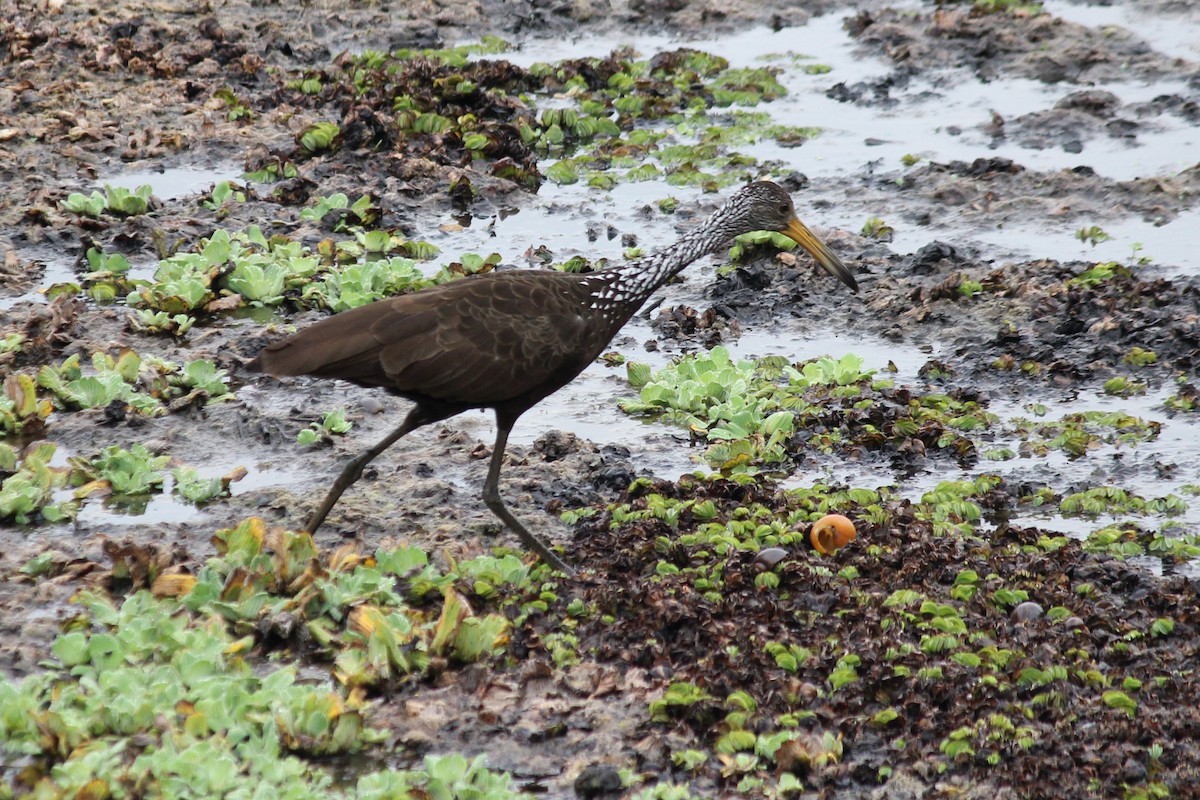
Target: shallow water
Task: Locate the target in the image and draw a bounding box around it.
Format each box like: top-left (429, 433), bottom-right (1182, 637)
top-left (470, 13), bottom-right (1199, 280)
top-left (884, 206), bottom-right (1200, 279)
top-left (100, 164), bottom-right (243, 200)
top-left (1043, 0), bottom-right (1200, 62)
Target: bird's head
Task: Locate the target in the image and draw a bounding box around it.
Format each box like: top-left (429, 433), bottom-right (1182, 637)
top-left (725, 181), bottom-right (858, 293)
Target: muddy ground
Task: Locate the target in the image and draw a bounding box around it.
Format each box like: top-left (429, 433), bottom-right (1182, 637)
top-left (2, 0), bottom-right (1200, 798)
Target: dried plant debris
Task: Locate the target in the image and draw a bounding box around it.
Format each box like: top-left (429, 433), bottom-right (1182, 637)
top-left (560, 473), bottom-right (1200, 798)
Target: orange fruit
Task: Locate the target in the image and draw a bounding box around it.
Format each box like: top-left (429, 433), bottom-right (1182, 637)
top-left (810, 514), bottom-right (856, 554)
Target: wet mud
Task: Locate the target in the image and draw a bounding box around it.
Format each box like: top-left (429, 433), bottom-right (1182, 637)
top-left (2, 0), bottom-right (1200, 797)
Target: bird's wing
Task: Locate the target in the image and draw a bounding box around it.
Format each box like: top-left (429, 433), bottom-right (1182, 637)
top-left (251, 273), bottom-right (595, 406)
top-left (378, 273), bottom-right (594, 404)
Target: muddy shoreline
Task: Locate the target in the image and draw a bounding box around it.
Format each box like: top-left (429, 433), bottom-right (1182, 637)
top-left (3, 0), bottom-right (1200, 798)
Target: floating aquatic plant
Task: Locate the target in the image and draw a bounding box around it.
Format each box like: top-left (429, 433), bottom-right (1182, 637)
top-left (61, 184), bottom-right (153, 217)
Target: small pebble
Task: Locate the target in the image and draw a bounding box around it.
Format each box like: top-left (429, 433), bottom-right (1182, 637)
top-left (1012, 601), bottom-right (1044, 623)
top-left (753, 547), bottom-right (789, 570)
top-left (1122, 757), bottom-right (1148, 783)
top-left (359, 397), bottom-right (386, 414)
top-left (573, 764), bottom-right (622, 798)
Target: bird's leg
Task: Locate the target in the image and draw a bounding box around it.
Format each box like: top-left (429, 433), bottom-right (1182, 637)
top-left (482, 415), bottom-right (575, 575)
top-left (304, 406), bottom-right (432, 534)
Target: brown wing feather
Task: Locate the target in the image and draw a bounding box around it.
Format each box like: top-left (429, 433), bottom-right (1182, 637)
top-left (248, 272), bottom-right (602, 406)
top-left (247, 297), bottom-right (431, 382)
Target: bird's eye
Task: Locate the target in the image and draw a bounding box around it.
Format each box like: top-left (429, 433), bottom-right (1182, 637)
top-left (779, 203), bottom-right (788, 214)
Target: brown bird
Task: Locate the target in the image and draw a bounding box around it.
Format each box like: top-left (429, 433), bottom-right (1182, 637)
top-left (248, 181), bottom-right (857, 574)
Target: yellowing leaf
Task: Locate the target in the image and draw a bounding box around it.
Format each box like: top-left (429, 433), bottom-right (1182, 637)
top-left (151, 572), bottom-right (197, 598)
top-left (215, 517), bottom-right (267, 556)
top-left (73, 479), bottom-right (113, 500)
top-left (349, 605), bottom-right (385, 637)
top-left (430, 590), bottom-right (472, 657)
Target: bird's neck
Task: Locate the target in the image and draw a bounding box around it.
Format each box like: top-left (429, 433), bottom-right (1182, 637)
top-left (595, 218), bottom-right (731, 310)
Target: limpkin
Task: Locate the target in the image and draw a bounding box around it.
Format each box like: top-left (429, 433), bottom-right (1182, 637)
top-left (248, 181), bottom-right (857, 574)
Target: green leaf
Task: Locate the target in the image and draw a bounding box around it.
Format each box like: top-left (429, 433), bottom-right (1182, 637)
top-left (715, 730), bottom-right (757, 753)
top-left (762, 410), bottom-right (794, 436)
top-left (871, 708), bottom-right (899, 726)
top-left (51, 631), bottom-right (90, 666)
top-left (360, 230), bottom-right (392, 253)
top-left (463, 133), bottom-right (489, 150)
top-left (1102, 690), bottom-right (1137, 717)
top-left (453, 615), bottom-right (509, 662)
top-left (883, 589), bottom-right (924, 608)
top-left (544, 160), bottom-right (579, 185)
top-left (427, 753), bottom-right (469, 786)
top-left (1150, 618), bottom-right (1175, 637)
top-left (299, 121), bottom-right (341, 153)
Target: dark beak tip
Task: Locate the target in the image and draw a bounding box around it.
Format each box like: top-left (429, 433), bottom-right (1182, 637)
top-left (828, 263), bottom-right (858, 294)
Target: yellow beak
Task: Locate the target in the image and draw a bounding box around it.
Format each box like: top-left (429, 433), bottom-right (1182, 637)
top-left (782, 217), bottom-right (858, 293)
